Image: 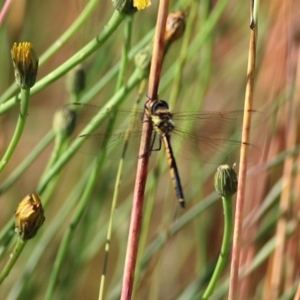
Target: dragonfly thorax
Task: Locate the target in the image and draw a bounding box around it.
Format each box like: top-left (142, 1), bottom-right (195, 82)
top-left (151, 111), bottom-right (175, 135)
top-left (149, 100), bottom-right (175, 135)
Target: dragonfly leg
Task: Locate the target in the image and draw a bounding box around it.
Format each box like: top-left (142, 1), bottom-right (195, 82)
top-left (137, 132), bottom-right (161, 159)
top-left (150, 132), bottom-right (161, 152)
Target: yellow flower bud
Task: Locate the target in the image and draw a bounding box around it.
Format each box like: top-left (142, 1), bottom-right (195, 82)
top-left (15, 193), bottom-right (45, 241)
top-left (133, 0), bottom-right (151, 10)
top-left (11, 42), bottom-right (39, 90)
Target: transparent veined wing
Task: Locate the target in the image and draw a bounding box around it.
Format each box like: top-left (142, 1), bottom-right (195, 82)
top-left (168, 128), bottom-right (260, 165)
top-left (67, 103), bottom-right (156, 159)
top-left (67, 103), bottom-right (260, 163)
top-left (171, 109), bottom-right (261, 138)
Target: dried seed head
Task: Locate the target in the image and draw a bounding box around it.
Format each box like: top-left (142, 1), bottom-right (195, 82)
top-left (11, 42), bottom-right (39, 90)
top-left (214, 165), bottom-right (238, 197)
top-left (164, 11), bottom-right (186, 44)
top-left (15, 193), bottom-right (45, 241)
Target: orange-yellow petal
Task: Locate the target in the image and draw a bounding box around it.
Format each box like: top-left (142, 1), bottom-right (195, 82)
top-left (15, 193), bottom-right (45, 241)
top-left (133, 0), bottom-right (151, 10)
top-left (11, 42), bottom-right (39, 89)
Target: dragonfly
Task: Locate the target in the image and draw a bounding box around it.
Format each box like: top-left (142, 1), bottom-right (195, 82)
top-left (69, 99), bottom-right (260, 208)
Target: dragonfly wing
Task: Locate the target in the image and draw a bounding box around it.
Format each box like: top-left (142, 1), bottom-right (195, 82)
top-left (66, 104), bottom-right (261, 163)
top-left (171, 130), bottom-right (260, 164)
top-left (76, 130), bottom-right (160, 160)
top-left (173, 110), bottom-right (262, 138)
top-left (66, 103), bottom-right (152, 159)
top-left (66, 103), bottom-right (145, 135)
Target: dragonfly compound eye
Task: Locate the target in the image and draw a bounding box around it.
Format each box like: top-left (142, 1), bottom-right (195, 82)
top-left (151, 100), bottom-right (169, 115)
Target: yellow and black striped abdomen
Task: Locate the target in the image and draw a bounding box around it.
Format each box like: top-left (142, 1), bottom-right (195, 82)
top-left (161, 134), bottom-right (185, 207)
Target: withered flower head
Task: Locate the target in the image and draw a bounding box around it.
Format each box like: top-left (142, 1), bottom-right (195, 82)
top-left (11, 42), bottom-right (39, 90)
top-left (135, 11), bottom-right (185, 74)
top-left (164, 11), bottom-right (186, 44)
top-left (15, 193), bottom-right (45, 241)
top-left (214, 165), bottom-right (238, 197)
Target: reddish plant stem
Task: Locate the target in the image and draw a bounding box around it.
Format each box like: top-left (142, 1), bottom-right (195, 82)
top-left (146, 5), bottom-right (169, 99)
top-left (0, 0), bottom-right (12, 26)
top-left (228, 24), bottom-right (257, 300)
top-left (120, 1), bottom-right (169, 299)
top-left (270, 6), bottom-right (298, 297)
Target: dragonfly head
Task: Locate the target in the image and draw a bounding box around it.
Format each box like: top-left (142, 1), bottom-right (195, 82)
top-left (150, 100), bottom-right (169, 116)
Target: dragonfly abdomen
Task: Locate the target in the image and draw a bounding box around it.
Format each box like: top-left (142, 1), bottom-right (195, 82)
top-left (161, 134), bottom-right (185, 208)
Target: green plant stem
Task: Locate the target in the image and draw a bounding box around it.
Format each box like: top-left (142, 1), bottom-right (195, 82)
top-left (0, 124), bottom-right (72, 285)
top-left (115, 16), bottom-right (132, 92)
top-left (38, 137), bottom-right (71, 211)
top-left (0, 238), bottom-right (25, 285)
top-left (145, 193), bottom-right (219, 265)
top-left (44, 124), bottom-right (106, 299)
top-left (159, 0), bottom-right (229, 94)
top-left (46, 41), bottom-right (143, 299)
top-left (110, 192), bottom-right (221, 299)
top-left (0, 49), bottom-right (147, 248)
top-left (191, 0), bottom-right (213, 276)
top-left (0, 11), bottom-right (125, 115)
top-left (98, 161), bottom-right (126, 300)
top-left (0, 0), bottom-right (101, 104)
top-left (201, 195), bottom-right (233, 299)
top-left (0, 131), bottom-right (54, 195)
top-left (39, 0), bottom-right (101, 66)
top-left (98, 16), bottom-right (134, 300)
top-left (0, 88), bottom-right (30, 173)
top-left (7, 167), bottom-right (92, 300)
top-left (45, 152), bottom-right (106, 300)
top-left (0, 27), bottom-right (151, 193)
top-left (0, 230), bottom-right (14, 261)
top-left (36, 68), bottom-right (146, 195)
top-left (169, 0), bottom-right (199, 109)
top-left (0, 133), bottom-right (69, 245)
top-left (99, 92), bottom-right (146, 300)
top-left (40, 132), bottom-right (66, 184)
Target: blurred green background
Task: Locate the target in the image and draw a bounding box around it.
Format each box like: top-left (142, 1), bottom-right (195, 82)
top-left (0, 0), bottom-right (299, 299)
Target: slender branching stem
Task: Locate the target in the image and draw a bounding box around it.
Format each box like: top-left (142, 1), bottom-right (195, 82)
top-left (228, 1), bottom-right (259, 299)
top-left (0, 88), bottom-right (30, 173)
